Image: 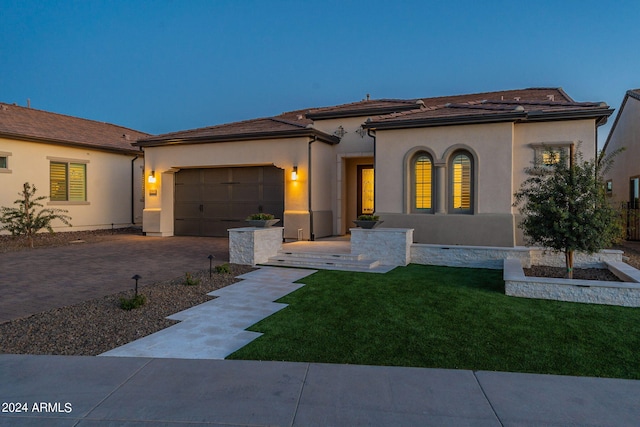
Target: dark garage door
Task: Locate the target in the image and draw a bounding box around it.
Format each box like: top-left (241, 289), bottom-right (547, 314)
top-left (174, 166), bottom-right (284, 236)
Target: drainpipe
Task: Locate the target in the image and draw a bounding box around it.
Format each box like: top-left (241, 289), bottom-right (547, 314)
top-left (131, 154), bottom-right (139, 225)
top-left (308, 136), bottom-right (317, 241)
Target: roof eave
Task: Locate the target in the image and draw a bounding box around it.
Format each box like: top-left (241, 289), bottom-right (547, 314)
top-left (363, 112), bottom-right (528, 130)
top-left (525, 108), bottom-right (614, 126)
top-left (364, 108), bottom-right (614, 130)
top-left (0, 132), bottom-right (142, 155)
top-left (134, 128), bottom-right (340, 147)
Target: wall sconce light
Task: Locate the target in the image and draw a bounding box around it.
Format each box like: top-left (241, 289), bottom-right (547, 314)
top-left (291, 166), bottom-right (298, 181)
top-left (148, 170), bottom-right (156, 184)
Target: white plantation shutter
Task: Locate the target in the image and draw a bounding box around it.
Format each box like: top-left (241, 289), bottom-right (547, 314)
top-left (69, 163), bottom-right (86, 201)
top-left (50, 162), bottom-right (68, 201)
top-left (415, 155), bottom-right (432, 210)
top-left (49, 161), bottom-right (87, 201)
top-left (451, 153), bottom-right (472, 212)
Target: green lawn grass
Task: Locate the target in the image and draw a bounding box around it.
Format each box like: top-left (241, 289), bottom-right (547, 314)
top-left (227, 265), bottom-right (640, 379)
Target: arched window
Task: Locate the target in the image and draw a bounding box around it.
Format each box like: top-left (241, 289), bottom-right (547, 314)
top-left (449, 151), bottom-right (473, 214)
top-left (412, 153), bottom-right (434, 212)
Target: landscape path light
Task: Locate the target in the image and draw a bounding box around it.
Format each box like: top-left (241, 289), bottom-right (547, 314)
top-left (131, 274), bottom-right (141, 297)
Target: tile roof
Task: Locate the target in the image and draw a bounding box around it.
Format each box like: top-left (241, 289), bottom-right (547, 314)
top-left (0, 102), bottom-right (149, 153)
top-left (628, 89), bottom-right (640, 100)
top-left (364, 88), bottom-right (612, 129)
top-left (136, 111), bottom-right (339, 146)
top-left (136, 88), bottom-right (612, 146)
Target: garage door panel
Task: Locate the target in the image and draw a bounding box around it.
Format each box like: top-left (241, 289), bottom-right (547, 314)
top-left (202, 202), bottom-right (232, 219)
top-left (174, 219), bottom-right (201, 236)
top-left (231, 185), bottom-right (260, 202)
top-left (263, 184), bottom-right (284, 201)
top-left (175, 169), bottom-right (201, 185)
top-left (229, 202), bottom-right (258, 219)
top-left (175, 166), bottom-right (284, 237)
top-left (174, 202), bottom-right (202, 218)
top-left (203, 168), bottom-right (230, 183)
top-left (202, 184), bottom-right (230, 202)
top-left (231, 167), bottom-right (260, 182)
top-left (174, 185), bottom-right (202, 202)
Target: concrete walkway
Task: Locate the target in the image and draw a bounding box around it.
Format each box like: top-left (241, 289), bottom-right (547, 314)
top-left (2, 355), bottom-right (639, 426)
top-left (101, 267), bottom-right (315, 359)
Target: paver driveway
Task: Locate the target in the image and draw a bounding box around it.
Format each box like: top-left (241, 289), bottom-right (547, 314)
top-left (0, 235), bottom-right (229, 323)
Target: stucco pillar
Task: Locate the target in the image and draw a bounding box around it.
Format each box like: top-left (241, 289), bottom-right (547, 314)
top-left (435, 163), bottom-right (446, 214)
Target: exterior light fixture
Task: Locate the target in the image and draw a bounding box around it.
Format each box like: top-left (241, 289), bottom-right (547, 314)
top-left (148, 170), bottom-right (156, 184)
top-left (291, 166), bottom-right (298, 181)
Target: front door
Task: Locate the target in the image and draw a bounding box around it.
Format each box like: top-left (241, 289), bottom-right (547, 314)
top-left (357, 165), bottom-right (374, 216)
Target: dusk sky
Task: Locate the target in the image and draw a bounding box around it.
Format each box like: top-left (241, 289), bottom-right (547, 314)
top-left (2, 0), bottom-right (639, 146)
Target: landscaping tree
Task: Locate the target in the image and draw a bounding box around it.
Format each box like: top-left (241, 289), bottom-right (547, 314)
top-left (513, 146), bottom-right (623, 279)
top-left (0, 182), bottom-right (72, 248)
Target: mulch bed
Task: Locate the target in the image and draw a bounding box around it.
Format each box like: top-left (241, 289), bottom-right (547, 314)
top-left (524, 265), bottom-right (622, 282)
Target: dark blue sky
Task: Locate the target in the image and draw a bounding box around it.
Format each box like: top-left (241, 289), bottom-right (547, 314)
top-left (2, 0), bottom-right (639, 145)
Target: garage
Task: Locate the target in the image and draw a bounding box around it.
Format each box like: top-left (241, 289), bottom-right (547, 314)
top-left (174, 166), bottom-right (284, 237)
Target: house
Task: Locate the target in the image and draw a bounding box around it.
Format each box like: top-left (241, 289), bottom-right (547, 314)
top-left (0, 102), bottom-right (149, 232)
top-left (134, 88), bottom-right (612, 246)
top-left (602, 89), bottom-right (640, 240)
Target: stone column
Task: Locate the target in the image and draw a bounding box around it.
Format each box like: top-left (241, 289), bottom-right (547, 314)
top-left (228, 227), bottom-right (283, 266)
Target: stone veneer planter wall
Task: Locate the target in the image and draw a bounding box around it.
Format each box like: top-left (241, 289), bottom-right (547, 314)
top-left (228, 227), bottom-right (283, 266)
top-left (503, 258), bottom-right (640, 307)
top-left (350, 228), bottom-right (413, 266)
top-left (411, 244), bottom-right (623, 270)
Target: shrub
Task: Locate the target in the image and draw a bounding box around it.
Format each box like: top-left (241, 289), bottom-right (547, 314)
top-left (119, 294), bottom-right (146, 310)
top-left (357, 214), bottom-right (379, 221)
top-left (246, 213), bottom-right (274, 220)
top-left (0, 182), bottom-right (72, 248)
top-left (215, 263), bottom-right (231, 274)
top-left (183, 272), bottom-right (200, 286)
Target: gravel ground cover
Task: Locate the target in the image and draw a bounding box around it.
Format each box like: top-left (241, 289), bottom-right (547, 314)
top-left (0, 265), bottom-right (253, 356)
top-left (0, 228), bottom-right (253, 356)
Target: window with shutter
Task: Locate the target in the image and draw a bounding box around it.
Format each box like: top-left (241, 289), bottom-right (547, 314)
top-left (450, 152), bottom-right (473, 214)
top-left (49, 160), bottom-right (87, 202)
top-left (413, 154), bottom-right (433, 212)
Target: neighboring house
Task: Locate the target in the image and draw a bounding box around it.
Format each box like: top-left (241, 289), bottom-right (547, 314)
top-left (602, 89), bottom-right (640, 240)
top-left (134, 88), bottom-right (612, 246)
top-left (0, 102), bottom-right (149, 233)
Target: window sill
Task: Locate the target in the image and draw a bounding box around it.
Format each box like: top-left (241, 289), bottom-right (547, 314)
top-left (0, 169), bottom-right (12, 174)
top-left (48, 201), bottom-right (90, 206)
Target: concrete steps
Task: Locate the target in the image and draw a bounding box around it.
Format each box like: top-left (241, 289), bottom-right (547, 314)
top-left (264, 250), bottom-right (382, 272)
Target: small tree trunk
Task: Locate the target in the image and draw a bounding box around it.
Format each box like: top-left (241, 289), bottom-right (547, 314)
top-left (565, 250), bottom-right (574, 279)
top-left (23, 183), bottom-right (34, 249)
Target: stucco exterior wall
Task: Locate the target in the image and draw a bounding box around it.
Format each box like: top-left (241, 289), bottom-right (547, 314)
top-left (142, 137), bottom-right (314, 238)
top-left (310, 140), bottom-right (335, 238)
top-left (603, 96), bottom-right (640, 206)
top-left (0, 137), bottom-right (143, 233)
top-left (312, 117), bottom-right (374, 155)
top-left (373, 122), bottom-right (516, 245)
top-left (511, 119), bottom-right (597, 210)
top-left (372, 119), bottom-right (598, 246)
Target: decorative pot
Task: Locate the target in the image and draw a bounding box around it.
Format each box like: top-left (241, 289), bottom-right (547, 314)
top-left (353, 220), bottom-right (383, 229)
top-left (246, 219), bottom-right (280, 227)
